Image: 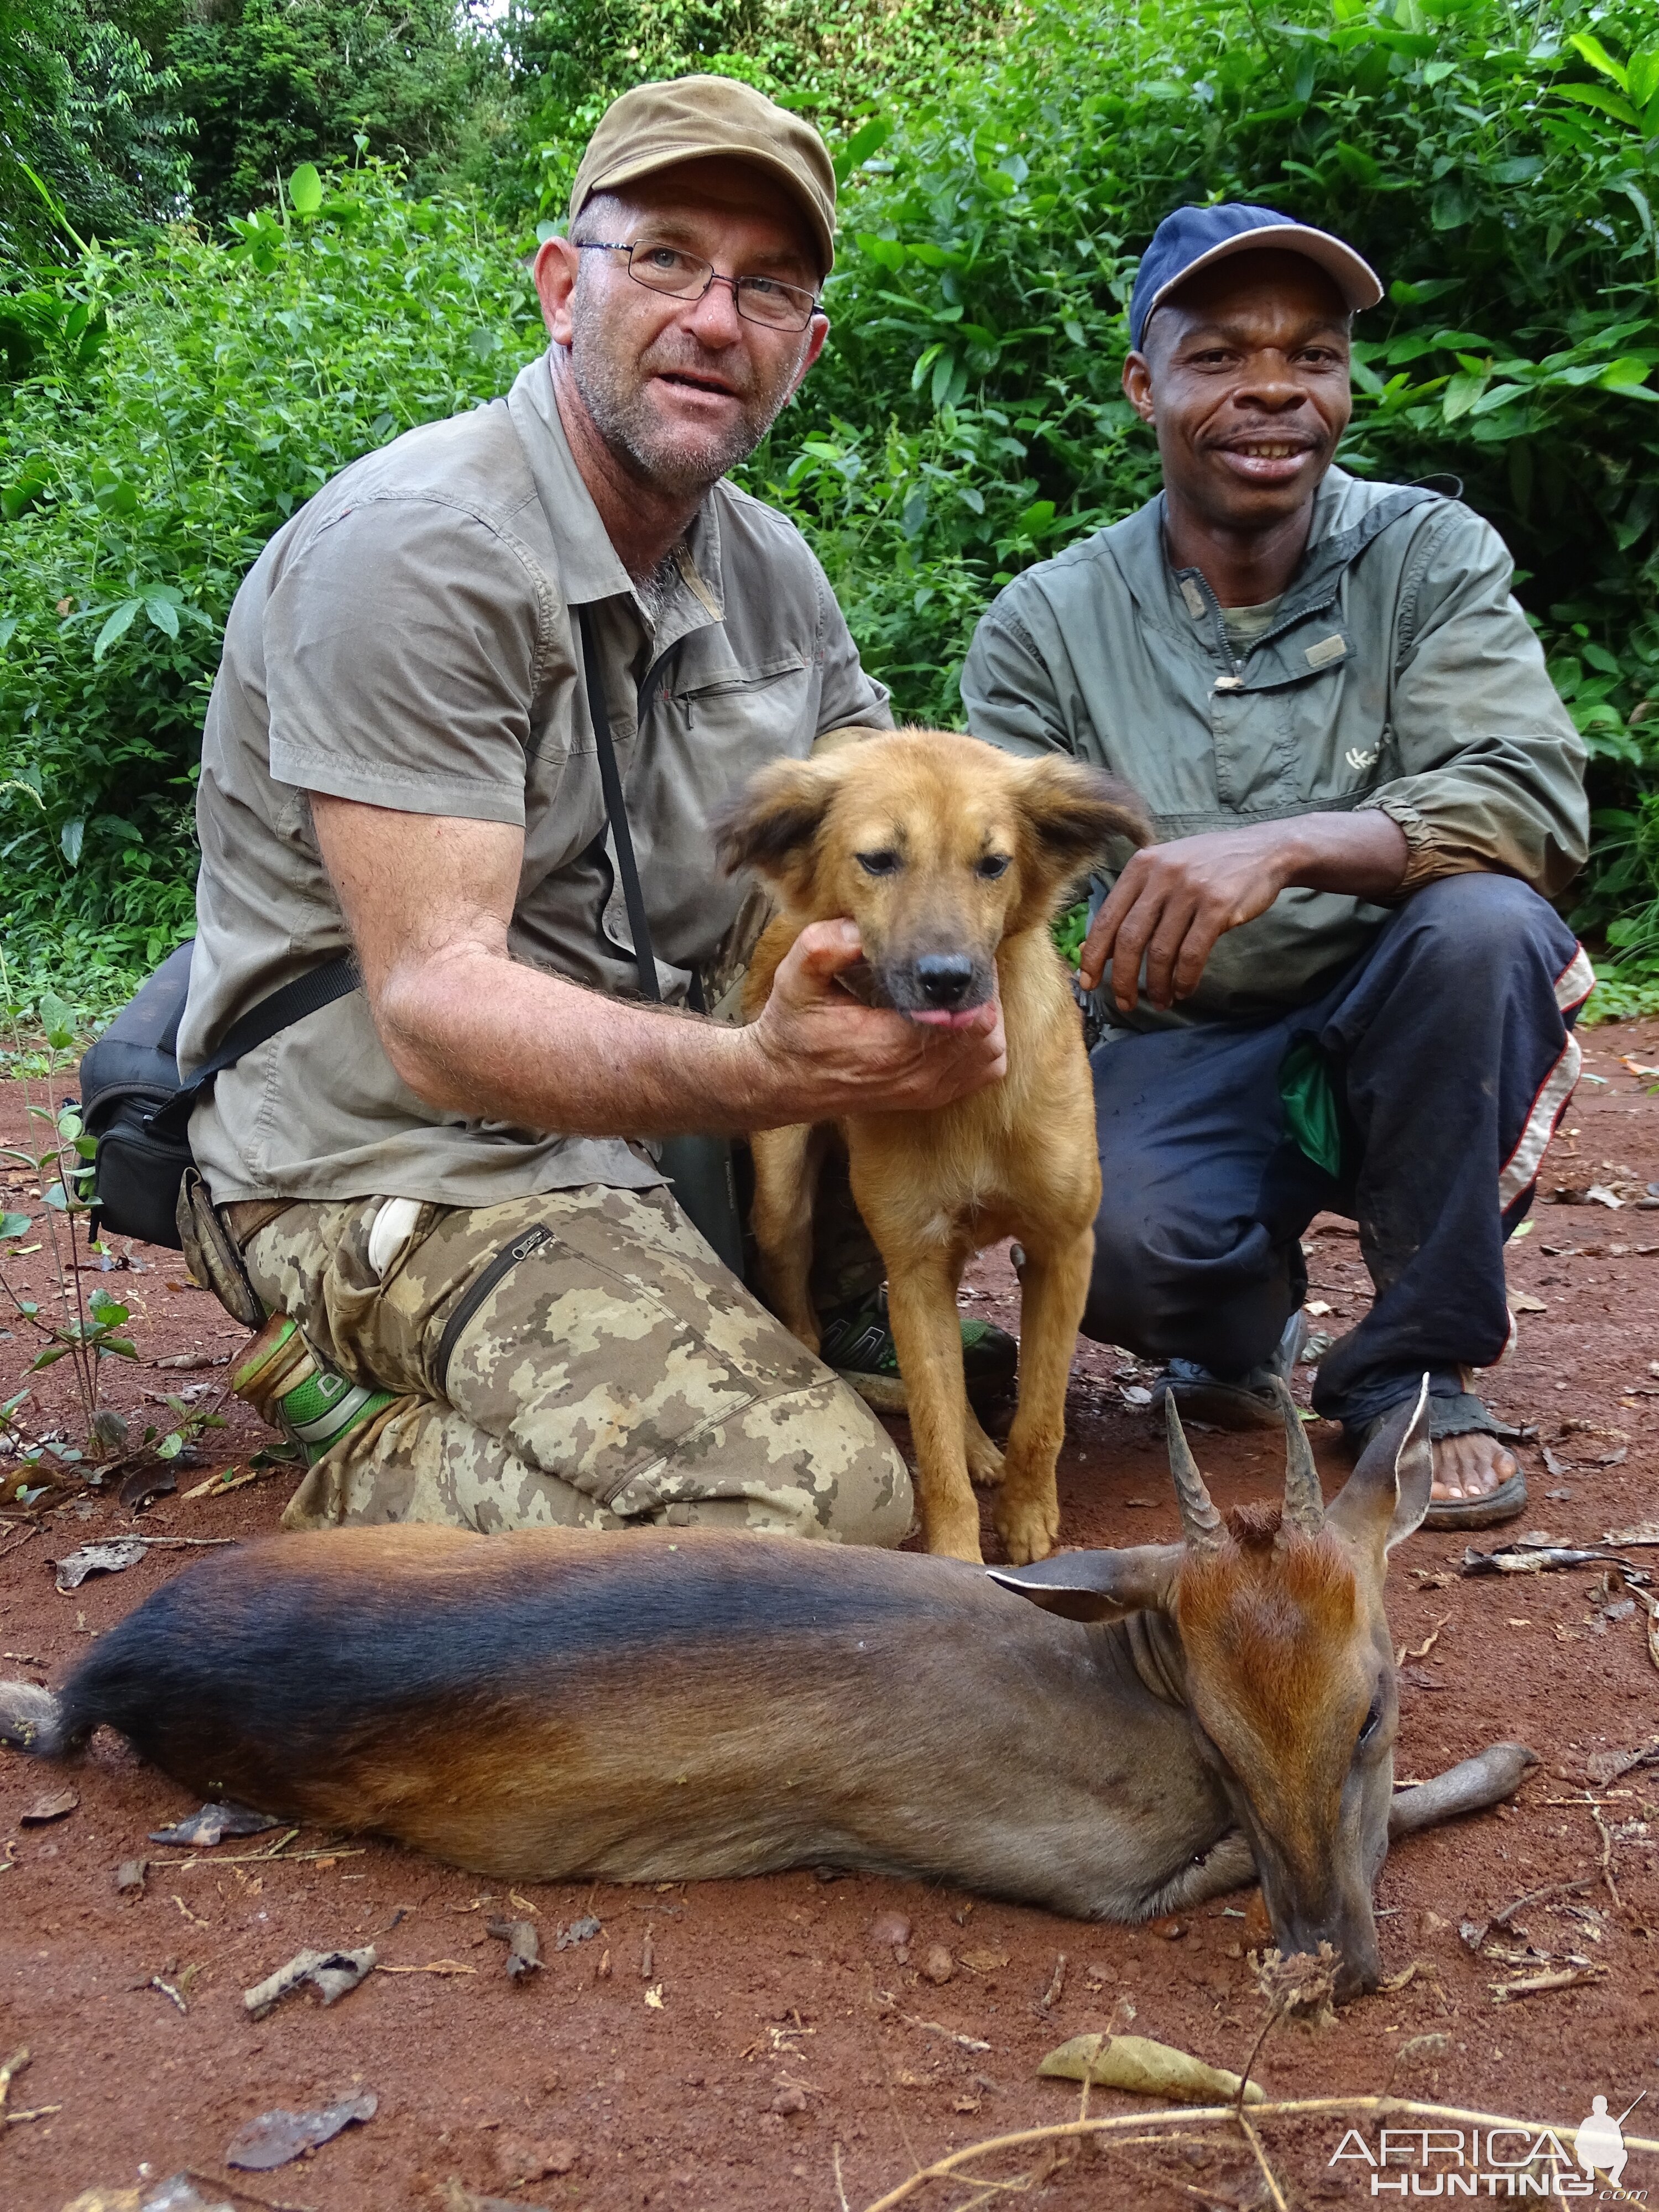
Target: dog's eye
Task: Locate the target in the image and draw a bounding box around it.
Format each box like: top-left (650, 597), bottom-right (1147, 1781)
top-left (974, 854), bottom-right (1011, 880)
top-left (856, 850), bottom-right (900, 877)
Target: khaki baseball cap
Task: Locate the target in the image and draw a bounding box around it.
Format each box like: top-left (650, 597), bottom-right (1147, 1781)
top-left (570, 75), bottom-right (837, 276)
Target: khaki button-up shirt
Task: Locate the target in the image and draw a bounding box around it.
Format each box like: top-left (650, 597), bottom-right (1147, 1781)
top-left (961, 469), bottom-right (1590, 1029)
top-left (182, 353), bottom-right (891, 1204)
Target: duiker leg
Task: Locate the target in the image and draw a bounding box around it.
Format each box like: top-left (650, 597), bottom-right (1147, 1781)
top-left (885, 1255), bottom-right (982, 1559)
top-left (749, 1122), bottom-right (823, 1350)
top-left (994, 1225), bottom-right (1092, 1564)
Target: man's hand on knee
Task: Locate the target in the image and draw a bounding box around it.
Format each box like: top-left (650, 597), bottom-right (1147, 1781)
top-left (1081, 811), bottom-right (1411, 1011)
top-left (745, 920), bottom-right (1006, 1123)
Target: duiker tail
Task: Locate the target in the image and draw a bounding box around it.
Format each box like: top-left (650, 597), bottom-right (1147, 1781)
top-left (0, 1679), bottom-right (80, 1760)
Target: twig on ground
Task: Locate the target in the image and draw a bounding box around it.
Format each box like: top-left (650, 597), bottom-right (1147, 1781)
top-left (1587, 1794), bottom-right (1624, 1910)
top-left (1234, 2110), bottom-right (1289, 2212)
top-left (900, 2013), bottom-right (991, 2053)
top-left (0, 2045), bottom-right (28, 2111)
top-left (834, 2141), bottom-right (852, 2212)
top-left (187, 2171), bottom-right (320, 2212)
top-left (1038, 1953), bottom-right (1066, 2010)
top-left (857, 2098), bottom-right (1659, 2212)
top-left (1490, 1965), bottom-right (1606, 2002)
top-left (1493, 1877), bottom-right (1594, 1927)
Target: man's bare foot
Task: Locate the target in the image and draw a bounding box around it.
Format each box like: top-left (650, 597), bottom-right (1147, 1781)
top-left (1432, 1430), bottom-right (1517, 1504)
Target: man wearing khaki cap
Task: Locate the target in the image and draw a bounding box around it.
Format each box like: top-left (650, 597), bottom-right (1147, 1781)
top-left (176, 78), bottom-right (1010, 1542)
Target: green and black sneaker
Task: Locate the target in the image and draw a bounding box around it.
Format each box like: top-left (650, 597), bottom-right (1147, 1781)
top-left (817, 1284), bottom-right (1018, 1413)
top-left (233, 1316), bottom-right (399, 1465)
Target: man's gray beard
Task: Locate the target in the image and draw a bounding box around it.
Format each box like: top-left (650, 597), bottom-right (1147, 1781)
top-left (569, 310), bottom-right (797, 499)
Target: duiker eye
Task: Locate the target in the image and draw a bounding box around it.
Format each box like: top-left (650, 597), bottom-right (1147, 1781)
top-left (1359, 1694), bottom-right (1384, 1746)
top-left (856, 850), bottom-right (900, 876)
top-left (974, 853), bottom-right (1011, 880)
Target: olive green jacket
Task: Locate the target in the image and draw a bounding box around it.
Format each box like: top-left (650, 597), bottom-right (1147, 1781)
top-left (959, 468), bottom-right (1590, 1029)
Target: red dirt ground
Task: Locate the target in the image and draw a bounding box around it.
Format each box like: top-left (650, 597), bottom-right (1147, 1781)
top-left (3, 1025), bottom-right (1659, 2212)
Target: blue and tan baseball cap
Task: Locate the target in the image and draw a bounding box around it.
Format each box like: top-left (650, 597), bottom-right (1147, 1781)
top-left (1129, 202), bottom-right (1383, 352)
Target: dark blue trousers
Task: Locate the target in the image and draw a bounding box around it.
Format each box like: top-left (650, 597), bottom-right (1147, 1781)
top-left (1084, 875), bottom-right (1592, 1430)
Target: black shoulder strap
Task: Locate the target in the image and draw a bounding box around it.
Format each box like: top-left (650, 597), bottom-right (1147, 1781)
top-left (149, 953), bottom-right (361, 1134)
top-left (578, 603), bottom-right (661, 1005)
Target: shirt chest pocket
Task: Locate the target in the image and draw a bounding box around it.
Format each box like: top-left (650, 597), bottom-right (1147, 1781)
top-left (664, 652), bottom-right (814, 742)
top-left (1215, 629), bottom-right (1386, 810)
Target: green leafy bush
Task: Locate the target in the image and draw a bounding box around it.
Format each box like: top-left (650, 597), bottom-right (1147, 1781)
top-left (0, 167), bottom-right (544, 1017)
top-left (9, 0), bottom-right (1659, 1022)
top-left (732, 0), bottom-right (1659, 1006)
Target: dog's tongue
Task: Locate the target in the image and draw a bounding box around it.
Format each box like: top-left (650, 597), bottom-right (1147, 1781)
top-left (910, 1008), bottom-right (984, 1030)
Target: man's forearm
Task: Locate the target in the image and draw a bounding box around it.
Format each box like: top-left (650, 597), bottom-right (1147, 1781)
top-left (377, 944), bottom-right (776, 1139)
top-left (1276, 808), bottom-right (1411, 901)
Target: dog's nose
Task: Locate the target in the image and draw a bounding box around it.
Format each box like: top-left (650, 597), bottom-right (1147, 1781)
top-left (915, 954), bottom-right (975, 1008)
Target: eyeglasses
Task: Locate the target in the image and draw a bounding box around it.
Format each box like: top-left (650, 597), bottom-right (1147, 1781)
top-left (576, 241), bottom-right (821, 332)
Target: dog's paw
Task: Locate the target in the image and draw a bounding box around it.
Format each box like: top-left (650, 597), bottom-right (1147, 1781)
top-left (995, 1489), bottom-right (1060, 1567)
top-left (966, 1432), bottom-right (1004, 1489)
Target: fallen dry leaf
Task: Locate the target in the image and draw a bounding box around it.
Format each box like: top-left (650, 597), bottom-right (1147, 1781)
top-left (1605, 1521), bottom-right (1659, 1548)
top-left (148, 1802), bottom-right (279, 1848)
top-left (19, 1788), bottom-right (77, 1825)
top-left (51, 1539), bottom-right (146, 1592)
top-left (1506, 1290), bottom-right (1548, 1314)
top-left (61, 2183), bottom-right (233, 2212)
top-left (1583, 1745), bottom-right (1659, 1786)
top-left (486, 1917), bottom-right (540, 1984)
top-left (956, 1947), bottom-right (1010, 1974)
top-left (243, 1944), bottom-right (376, 2019)
top-left (225, 2090), bottom-right (377, 2170)
top-left (117, 1466), bottom-right (176, 1514)
top-left (1040, 2031), bottom-right (1264, 2105)
top-left (555, 1913), bottom-right (601, 1950)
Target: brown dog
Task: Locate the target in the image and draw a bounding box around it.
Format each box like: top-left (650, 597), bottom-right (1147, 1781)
top-left (716, 728), bottom-right (1149, 1564)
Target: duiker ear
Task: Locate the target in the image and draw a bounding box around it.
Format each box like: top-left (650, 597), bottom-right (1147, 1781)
top-left (1327, 1376), bottom-right (1433, 1556)
top-left (712, 757), bottom-right (838, 886)
top-left (987, 1544), bottom-right (1180, 1623)
top-left (1012, 756), bottom-right (1152, 881)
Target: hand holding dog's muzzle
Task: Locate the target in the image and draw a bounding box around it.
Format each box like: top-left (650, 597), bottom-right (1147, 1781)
top-left (744, 919), bottom-right (1007, 1125)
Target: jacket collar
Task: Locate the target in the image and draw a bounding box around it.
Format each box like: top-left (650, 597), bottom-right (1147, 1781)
top-left (1107, 467), bottom-right (1438, 632)
top-left (507, 353), bottom-right (727, 645)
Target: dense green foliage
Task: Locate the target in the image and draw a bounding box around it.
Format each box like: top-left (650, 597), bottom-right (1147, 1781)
top-left (166, 0), bottom-right (492, 229)
top-left (7, 0), bottom-right (1659, 1021)
top-left (0, 173), bottom-right (542, 1002)
top-left (0, 0), bottom-right (192, 269)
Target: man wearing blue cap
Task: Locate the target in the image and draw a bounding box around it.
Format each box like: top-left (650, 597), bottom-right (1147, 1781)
top-left (962, 204), bottom-right (1591, 1527)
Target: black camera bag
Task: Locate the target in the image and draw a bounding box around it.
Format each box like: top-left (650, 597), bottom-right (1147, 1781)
top-left (77, 941), bottom-right (359, 1249)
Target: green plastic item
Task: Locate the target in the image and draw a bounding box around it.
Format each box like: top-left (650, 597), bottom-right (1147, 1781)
top-left (1279, 1038), bottom-right (1345, 1181)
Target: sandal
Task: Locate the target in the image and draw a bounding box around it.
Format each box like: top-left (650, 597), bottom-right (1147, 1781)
top-left (1346, 1389), bottom-right (1530, 1531)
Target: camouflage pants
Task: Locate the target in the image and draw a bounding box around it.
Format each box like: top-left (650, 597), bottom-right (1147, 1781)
top-left (241, 1183), bottom-right (912, 1545)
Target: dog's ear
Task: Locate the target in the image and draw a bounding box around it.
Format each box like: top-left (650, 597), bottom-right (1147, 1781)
top-left (1015, 756), bottom-right (1151, 871)
top-left (1006, 756), bottom-right (1151, 922)
top-left (712, 757), bottom-right (838, 889)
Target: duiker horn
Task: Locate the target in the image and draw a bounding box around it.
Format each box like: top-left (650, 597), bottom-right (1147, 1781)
top-left (1165, 1394), bottom-right (1224, 1554)
top-left (1272, 1375), bottom-right (1325, 1540)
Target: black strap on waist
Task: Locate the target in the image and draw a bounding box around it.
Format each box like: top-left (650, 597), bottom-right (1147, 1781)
top-left (149, 954), bottom-right (362, 1136)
